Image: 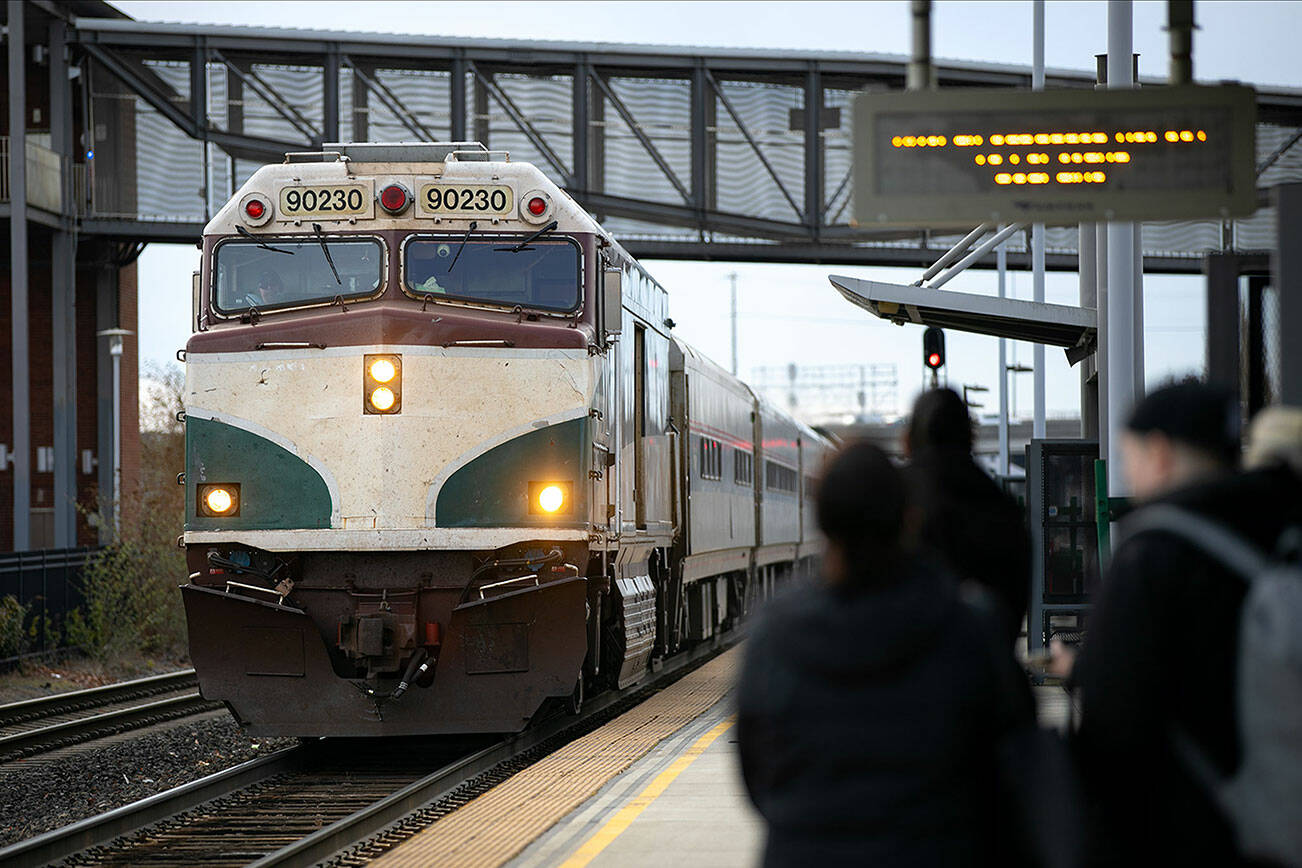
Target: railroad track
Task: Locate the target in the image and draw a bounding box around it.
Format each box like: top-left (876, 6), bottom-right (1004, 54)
top-left (0, 670), bottom-right (221, 762)
top-left (0, 633), bottom-right (739, 868)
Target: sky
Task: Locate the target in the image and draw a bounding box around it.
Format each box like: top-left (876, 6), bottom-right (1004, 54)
top-left (116, 0), bottom-right (1302, 422)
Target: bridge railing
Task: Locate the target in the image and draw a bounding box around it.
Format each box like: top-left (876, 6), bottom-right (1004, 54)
top-left (0, 136), bottom-right (90, 217)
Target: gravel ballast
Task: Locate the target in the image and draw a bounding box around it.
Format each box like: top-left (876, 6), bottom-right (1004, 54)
top-left (0, 715), bottom-right (296, 847)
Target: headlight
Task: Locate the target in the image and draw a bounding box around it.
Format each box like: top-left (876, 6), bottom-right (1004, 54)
top-left (198, 483), bottom-right (240, 517)
top-left (369, 387), bottom-right (396, 411)
top-left (363, 354), bottom-right (402, 414)
top-left (538, 485), bottom-right (565, 513)
top-left (529, 481), bottom-right (573, 515)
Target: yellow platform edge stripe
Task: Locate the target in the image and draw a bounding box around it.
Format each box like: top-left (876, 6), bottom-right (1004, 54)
top-left (556, 716), bottom-right (737, 868)
top-left (370, 646), bottom-right (740, 868)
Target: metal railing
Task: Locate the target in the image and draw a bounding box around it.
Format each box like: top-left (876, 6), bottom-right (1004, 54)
top-left (0, 546), bottom-right (102, 655)
top-left (0, 136), bottom-right (88, 216)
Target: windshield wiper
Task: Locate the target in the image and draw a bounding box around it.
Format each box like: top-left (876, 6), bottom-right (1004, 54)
top-left (448, 220), bottom-right (477, 273)
top-left (312, 223), bottom-right (342, 285)
top-left (235, 224), bottom-right (295, 255)
top-left (498, 220), bottom-right (558, 253)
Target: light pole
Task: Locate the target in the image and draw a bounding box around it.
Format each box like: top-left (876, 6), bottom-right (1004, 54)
top-left (98, 328), bottom-right (132, 539)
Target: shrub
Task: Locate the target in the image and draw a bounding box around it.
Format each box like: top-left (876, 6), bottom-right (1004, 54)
top-left (77, 362), bottom-right (189, 661)
top-left (0, 596), bottom-right (25, 658)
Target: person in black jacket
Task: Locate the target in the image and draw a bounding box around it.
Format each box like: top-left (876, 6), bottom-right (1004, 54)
top-left (904, 387), bottom-right (1031, 644)
top-left (737, 441), bottom-right (1035, 868)
top-left (1066, 384), bottom-right (1302, 867)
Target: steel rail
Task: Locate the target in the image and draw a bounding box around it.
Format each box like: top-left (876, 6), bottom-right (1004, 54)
top-left (0, 746), bottom-right (306, 868)
top-left (0, 629), bottom-right (741, 868)
top-left (0, 668), bottom-right (197, 729)
top-left (0, 692), bottom-right (221, 761)
top-left (250, 628), bottom-right (743, 868)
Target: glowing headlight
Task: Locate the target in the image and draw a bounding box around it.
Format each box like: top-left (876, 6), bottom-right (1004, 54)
top-left (197, 483), bottom-right (240, 517)
top-left (369, 387), bottom-right (396, 411)
top-left (206, 488), bottom-right (234, 513)
top-left (528, 481), bottom-right (573, 515)
top-left (363, 354), bottom-right (402, 414)
top-left (538, 485), bottom-right (565, 513)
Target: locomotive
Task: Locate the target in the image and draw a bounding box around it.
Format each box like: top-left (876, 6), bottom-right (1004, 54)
top-left (180, 142), bottom-right (832, 737)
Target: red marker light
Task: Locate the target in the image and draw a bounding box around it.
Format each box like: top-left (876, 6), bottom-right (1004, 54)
top-left (927, 352), bottom-right (941, 368)
top-left (379, 184), bottom-right (409, 214)
top-left (244, 199), bottom-right (265, 220)
top-left (527, 196), bottom-right (547, 216)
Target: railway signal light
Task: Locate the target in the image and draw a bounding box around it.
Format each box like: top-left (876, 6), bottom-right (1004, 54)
top-left (923, 326), bottom-right (946, 370)
top-left (363, 354), bottom-right (402, 414)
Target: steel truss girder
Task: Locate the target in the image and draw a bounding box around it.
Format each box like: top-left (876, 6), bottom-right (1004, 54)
top-left (467, 60), bottom-right (572, 182)
top-left (66, 21), bottom-right (1302, 263)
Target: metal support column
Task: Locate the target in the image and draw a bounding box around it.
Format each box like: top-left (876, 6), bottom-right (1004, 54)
top-left (1106, 0), bottom-right (1137, 493)
top-left (997, 238), bottom-right (1010, 477)
top-left (9, 0), bottom-right (31, 551)
top-left (803, 65), bottom-right (822, 240)
top-left (50, 19), bottom-right (79, 548)
top-left (1079, 224), bottom-right (1099, 439)
top-left (907, 0), bottom-right (933, 90)
top-left (1168, 0), bottom-right (1194, 86)
top-left (351, 65), bottom-right (369, 141)
top-left (450, 55), bottom-right (466, 142)
top-left (322, 47), bottom-right (340, 143)
top-left (571, 60), bottom-right (588, 192)
top-left (1204, 253), bottom-right (1240, 392)
top-left (1276, 183), bottom-right (1302, 404)
top-left (690, 63), bottom-right (708, 220)
top-left (1094, 56), bottom-right (1110, 464)
top-left (473, 71), bottom-right (490, 147)
top-left (1031, 0), bottom-right (1047, 439)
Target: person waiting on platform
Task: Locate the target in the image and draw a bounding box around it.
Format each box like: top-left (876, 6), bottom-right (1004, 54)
top-left (902, 387), bottom-right (1031, 645)
top-left (737, 441), bottom-right (1036, 868)
top-left (1056, 384), bottom-right (1302, 867)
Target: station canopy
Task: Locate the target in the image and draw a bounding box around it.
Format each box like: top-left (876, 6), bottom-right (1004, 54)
top-left (828, 275), bottom-right (1097, 363)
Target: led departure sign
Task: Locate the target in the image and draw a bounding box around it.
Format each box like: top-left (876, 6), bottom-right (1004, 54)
top-left (853, 85), bottom-right (1256, 228)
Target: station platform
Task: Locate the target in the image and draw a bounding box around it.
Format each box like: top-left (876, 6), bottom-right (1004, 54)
top-left (371, 643), bottom-right (1073, 868)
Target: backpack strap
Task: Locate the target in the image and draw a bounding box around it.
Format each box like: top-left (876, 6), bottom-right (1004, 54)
top-left (1117, 504), bottom-right (1270, 582)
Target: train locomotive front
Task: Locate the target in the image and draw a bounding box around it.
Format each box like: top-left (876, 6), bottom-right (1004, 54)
top-left (180, 143), bottom-right (621, 736)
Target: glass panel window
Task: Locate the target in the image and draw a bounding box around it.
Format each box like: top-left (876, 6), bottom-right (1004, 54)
top-left (404, 236), bottom-right (581, 313)
top-left (765, 460), bottom-right (798, 493)
top-left (213, 237), bottom-right (384, 314)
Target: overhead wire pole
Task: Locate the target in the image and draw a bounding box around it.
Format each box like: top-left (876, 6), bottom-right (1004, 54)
top-left (1032, 0), bottom-right (1047, 440)
top-left (1106, 0), bottom-right (1137, 494)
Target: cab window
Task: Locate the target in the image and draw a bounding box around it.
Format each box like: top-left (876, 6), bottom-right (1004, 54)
top-left (403, 236), bottom-right (581, 314)
top-left (213, 237), bottom-right (384, 314)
